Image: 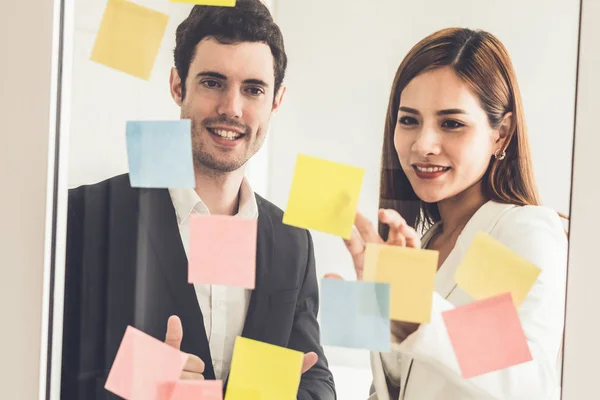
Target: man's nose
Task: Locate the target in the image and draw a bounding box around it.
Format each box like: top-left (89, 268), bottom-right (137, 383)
top-left (217, 89), bottom-right (243, 119)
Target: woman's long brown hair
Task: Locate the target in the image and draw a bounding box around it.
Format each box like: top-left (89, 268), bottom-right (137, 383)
top-left (379, 28), bottom-right (541, 239)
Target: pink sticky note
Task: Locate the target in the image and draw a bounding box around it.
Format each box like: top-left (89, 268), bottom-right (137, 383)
top-left (188, 214), bottom-right (257, 288)
top-left (157, 380), bottom-right (223, 400)
top-left (105, 326), bottom-right (188, 400)
top-left (442, 292), bottom-right (532, 379)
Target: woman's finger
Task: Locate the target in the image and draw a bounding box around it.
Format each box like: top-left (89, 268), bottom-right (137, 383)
top-left (379, 209), bottom-right (421, 249)
top-left (400, 223), bottom-right (421, 249)
top-left (343, 226), bottom-right (365, 257)
top-left (354, 212), bottom-right (383, 244)
top-left (342, 227), bottom-right (367, 280)
top-left (379, 209), bottom-right (407, 247)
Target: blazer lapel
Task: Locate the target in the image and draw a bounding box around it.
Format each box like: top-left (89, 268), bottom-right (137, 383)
top-left (222, 196), bottom-right (273, 391)
top-left (241, 196), bottom-right (274, 340)
top-left (138, 188), bottom-right (215, 379)
top-left (435, 201), bottom-right (516, 299)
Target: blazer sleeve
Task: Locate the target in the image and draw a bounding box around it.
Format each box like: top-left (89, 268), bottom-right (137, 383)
top-left (288, 230), bottom-right (337, 400)
top-left (61, 188), bottom-right (85, 398)
top-left (390, 206), bottom-right (567, 399)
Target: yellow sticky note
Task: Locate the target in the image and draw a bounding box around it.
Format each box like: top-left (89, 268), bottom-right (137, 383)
top-left (455, 232), bottom-right (541, 307)
top-left (225, 337), bottom-right (303, 400)
top-left (364, 243), bottom-right (438, 323)
top-left (91, 0), bottom-right (169, 80)
top-left (170, 0), bottom-right (236, 5)
top-left (283, 154), bottom-right (364, 239)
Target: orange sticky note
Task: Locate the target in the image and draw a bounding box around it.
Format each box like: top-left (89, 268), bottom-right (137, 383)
top-left (158, 380), bottom-right (223, 400)
top-left (105, 326), bottom-right (187, 400)
top-left (188, 215), bottom-right (257, 288)
top-left (442, 292), bottom-right (532, 378)
top-left (455, 232), bottom-right (542, 307)
top-left (91, 0), bottom-right (169, 80)
top-left (283, 154), bottom-right (364, 239)
top-left (170, 0), bottom-right (236, 5)
top-left (225, 337), bottom-right (303, 400)
top-left (363, 243), bottom-right (437, 323)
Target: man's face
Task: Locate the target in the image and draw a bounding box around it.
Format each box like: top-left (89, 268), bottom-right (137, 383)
top-left (170, 38), bottom-right (284, 174)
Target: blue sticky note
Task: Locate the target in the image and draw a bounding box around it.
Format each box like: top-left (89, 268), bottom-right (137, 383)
top-left (126, 120), bottom-right (195, 188)
top-left (321, 279), bottom-right (390, 352)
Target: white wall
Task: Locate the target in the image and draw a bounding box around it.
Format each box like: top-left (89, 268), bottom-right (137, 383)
top-left (270, 0), bottom-right (580, 391)
top-left (68, 0), bottom-right (273, 195)
top-left (561, 0), bottom-right (600, 397)
top-left (0, 0), bottom-right (60, 397)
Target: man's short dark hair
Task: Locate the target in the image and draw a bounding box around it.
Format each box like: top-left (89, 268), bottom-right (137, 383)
top-left (174, 0), bottom-right (287, 99)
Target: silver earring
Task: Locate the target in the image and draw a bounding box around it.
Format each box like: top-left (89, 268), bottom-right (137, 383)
top-left (494, 149), bottom-right (506, 160)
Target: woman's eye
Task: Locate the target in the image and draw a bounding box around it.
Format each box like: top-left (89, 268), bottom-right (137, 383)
top-left (441, 120), bottom-right (465, 129)
top-left (201, 80), bottom-right (221, 88)
top-left (399, 116), bottom-right (418, 126)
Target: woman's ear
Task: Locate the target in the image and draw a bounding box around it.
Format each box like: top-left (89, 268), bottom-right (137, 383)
top-left (170, 67), bottom-right (183, 107)
top-left (495, 112), bottom-right (513, 147)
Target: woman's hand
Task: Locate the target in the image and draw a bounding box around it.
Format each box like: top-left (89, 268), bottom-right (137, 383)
top-left (341, 209), bottom-right (422, 343)
top-left (343, 209), bottom-right (421, 280)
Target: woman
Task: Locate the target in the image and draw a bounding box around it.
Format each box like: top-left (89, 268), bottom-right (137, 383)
top-left (343, 28), bottom-right (567, 399)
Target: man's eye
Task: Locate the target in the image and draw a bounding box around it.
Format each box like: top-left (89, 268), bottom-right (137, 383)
top-left (201, 80), bottom-right (220, 88)
top-left (246, 87), bottom-right (264, 96)
top-left (442, 120), bottom-right (465, 129)
top-left (399, 116), bottom-right (418, 126)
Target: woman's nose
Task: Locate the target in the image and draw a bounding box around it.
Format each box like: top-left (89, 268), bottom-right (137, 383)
top-left (412, 128), bottom-right (440, 156)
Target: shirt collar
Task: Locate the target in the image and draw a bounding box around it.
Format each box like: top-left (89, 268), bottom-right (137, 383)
top-left (168, 177), bottom-right (259, 225)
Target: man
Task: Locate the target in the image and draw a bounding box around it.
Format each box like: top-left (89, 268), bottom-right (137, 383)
top-left (60, 1), bottom-right (336, 398)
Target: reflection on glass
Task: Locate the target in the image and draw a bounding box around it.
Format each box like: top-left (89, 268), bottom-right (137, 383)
top-left (58, 0), bottom-right (576, 399)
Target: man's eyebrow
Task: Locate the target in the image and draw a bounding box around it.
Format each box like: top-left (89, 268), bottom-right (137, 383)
top-left (243, 79), bottom-right (269, 88)
top-left (196, 71), bottom-right (227, 80)
top-left (195, 72), bottom-right (270, 88)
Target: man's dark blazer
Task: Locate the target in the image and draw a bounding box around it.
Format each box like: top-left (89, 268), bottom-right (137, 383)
top-left (60, 174), bottom-right (336, 399)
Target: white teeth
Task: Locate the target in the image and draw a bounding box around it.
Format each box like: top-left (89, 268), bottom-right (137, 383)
top-left (416, 166), bottom-right (448, 173)
top-left (212, 129), bottom-right (242, 140)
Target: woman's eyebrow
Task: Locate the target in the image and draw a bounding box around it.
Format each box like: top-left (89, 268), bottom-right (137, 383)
top-left (399, 106), bottom-right (420, 115)
top-left (436, 108), bottom-right (467, 116)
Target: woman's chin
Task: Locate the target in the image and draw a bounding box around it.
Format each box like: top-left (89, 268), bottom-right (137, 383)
top-left (414, 190), bottom-right (444, 204)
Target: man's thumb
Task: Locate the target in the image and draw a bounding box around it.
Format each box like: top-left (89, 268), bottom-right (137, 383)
top-left (165, 315), bottom-right (183, 350)
top-left (301, 352), bottom-right (319, 374)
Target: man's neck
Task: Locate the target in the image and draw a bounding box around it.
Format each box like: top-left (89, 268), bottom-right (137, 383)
top-left (193, 167), bottom-right (245, 216)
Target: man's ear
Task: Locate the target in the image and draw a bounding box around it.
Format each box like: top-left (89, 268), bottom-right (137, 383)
top-left (170, 67), bottom-right (183, 107)
top-left (495, 111), bottom-right (513, 147)
top-left (272, 85), bottom-right (287, 113)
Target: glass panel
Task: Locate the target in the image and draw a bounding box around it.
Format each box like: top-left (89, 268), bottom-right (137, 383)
top-left (56, 0), bottom-right (578, 399)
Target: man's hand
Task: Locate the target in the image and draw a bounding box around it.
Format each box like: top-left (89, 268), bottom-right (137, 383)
top-left (302, 352), bottom-right (318, 374)
top-left (165, 315), bottom-right (206, 380)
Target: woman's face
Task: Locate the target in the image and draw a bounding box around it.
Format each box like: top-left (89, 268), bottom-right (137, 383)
top-left (394, 66), bottom-right (506, 204)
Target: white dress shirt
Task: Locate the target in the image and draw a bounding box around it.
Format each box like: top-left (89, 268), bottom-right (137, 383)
top-left (168, 178), bottom-right (258, 380)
